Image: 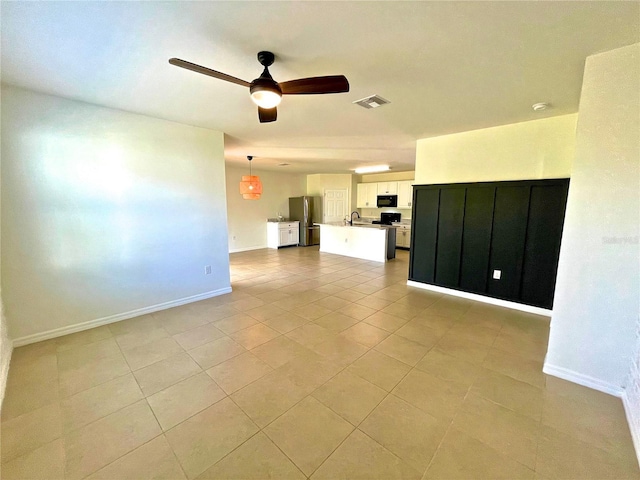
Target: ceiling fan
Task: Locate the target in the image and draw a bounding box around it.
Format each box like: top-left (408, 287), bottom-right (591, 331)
top-left (169, 51), bottom-right (349, 123)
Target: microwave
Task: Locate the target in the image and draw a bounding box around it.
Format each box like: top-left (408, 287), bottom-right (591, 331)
top-left (377, 195), bottom-right (398, 208)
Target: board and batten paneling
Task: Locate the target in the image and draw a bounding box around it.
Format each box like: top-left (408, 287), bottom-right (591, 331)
top-left (459, 186), bottom-right (495, 294)
top-left (409, 179), bottom-right (570, 309)
top-left (486, 185), bottom-right (531, 301)
top-left (520, 183), bottom-right (573, 309)
top-left (434, 188), bottom-right (465, 288)
top-left (409, 189), bottom-right (440, 284)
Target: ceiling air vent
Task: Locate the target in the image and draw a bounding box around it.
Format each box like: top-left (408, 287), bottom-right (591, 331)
top-left (353, 94), bottom-right (390, 109)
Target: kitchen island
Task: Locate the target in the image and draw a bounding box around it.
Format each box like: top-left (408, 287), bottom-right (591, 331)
top-left (318, 223), bottom-right (397, 262)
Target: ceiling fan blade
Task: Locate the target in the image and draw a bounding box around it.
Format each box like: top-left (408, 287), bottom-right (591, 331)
top-left (168, 58), bottom-right (250, 87)
top-left (280, 75), bottom-right (349, 95)
top-left (258, 106), bottom-right (277, 123)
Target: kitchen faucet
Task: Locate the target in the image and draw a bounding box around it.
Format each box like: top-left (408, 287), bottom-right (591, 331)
top-left (350, 211), bottom-right (360, 225)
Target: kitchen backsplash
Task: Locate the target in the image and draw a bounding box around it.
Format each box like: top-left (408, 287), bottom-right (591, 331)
top-left (359, 208), bottom-right (411, 220)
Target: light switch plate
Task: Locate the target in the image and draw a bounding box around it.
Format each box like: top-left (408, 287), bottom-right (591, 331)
top-left (493, 270), bottom-right (501, 280)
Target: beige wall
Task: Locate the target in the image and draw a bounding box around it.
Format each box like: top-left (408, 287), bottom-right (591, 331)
top-left (307, 174), bottom-right (354, 196)
top-left (307, 174), bottom-right (357, 218)
top-left (547, 44), bottom-right (640, 396)
top-left (415, 114), bottom-right (577, 184)
top-left (359, 171), bottom-right (414, 183)
top-left (1, 86), bottom-right (230, 343)
top-left (226, 166), bottom-right (307, 252)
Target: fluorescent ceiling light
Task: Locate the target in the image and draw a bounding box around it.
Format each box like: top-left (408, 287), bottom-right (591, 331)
top-left (354, 165), bottom-right (390, 174)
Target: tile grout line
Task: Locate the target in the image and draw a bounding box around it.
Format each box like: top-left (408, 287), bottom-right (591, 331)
top-left (7, 249), bottom-right (587, 479)
top-left (306, 364), bottom-right (414, 478)
top-left (222, 312), bottom-right (389, 478)
top-left (67, 330), bottom-right (169, 479)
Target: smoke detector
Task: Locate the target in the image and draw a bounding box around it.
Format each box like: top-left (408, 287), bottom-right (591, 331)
top-left (353, 95), bottom-right (390, 109)
top-left (532, 102), bottom-right (550, 112)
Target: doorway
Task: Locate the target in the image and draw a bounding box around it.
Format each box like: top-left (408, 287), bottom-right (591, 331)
top-left (323, 189), bottom-right (349, 223)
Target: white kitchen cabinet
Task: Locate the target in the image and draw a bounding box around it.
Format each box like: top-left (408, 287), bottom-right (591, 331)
top-left (357, 183), bottom-right (378, 208)
top-left (397, 180), bottom-right (414, 209)
top-left (377, 181), bottom-right (398, 195)
top-left (267, 221), bottom-right (299, 249)
top-left (396, 225), bottom-right (412, 249)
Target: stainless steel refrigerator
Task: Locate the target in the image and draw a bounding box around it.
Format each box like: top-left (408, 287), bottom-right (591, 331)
top-left (289, 196), bottom-right (322, 246)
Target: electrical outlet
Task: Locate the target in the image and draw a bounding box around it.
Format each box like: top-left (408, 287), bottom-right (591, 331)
top-left (493, 269), bottom-right (501, 280)
top-left (205, 265), bottom-right (212, 275)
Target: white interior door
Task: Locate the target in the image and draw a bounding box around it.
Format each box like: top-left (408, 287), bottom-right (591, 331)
top-left (324, 189), bottom-right (349, 223)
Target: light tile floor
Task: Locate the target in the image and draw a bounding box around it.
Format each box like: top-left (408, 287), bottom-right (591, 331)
top-left (1, 247), bottom-right (638, 479)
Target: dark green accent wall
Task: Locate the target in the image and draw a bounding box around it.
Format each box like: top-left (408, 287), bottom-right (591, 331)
top-left (409, 179), bottom-right (569, 309)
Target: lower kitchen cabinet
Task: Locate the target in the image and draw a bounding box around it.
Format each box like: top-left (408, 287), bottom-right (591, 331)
top-left (396, 225), bottom-right (412, 249)
top-left (409, 179), bottom-right (569, 309)
top-left (267, 221), bottom-right (299, 249)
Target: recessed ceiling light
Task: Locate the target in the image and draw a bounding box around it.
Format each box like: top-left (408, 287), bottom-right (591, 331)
top-left (354, 165), bottom-right (390, 174)
top-left (278, 163), bottom-right (290, 166)
top-left (532, 102), bottom-right (550, 111)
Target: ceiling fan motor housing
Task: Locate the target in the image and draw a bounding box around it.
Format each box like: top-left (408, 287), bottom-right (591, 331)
top-left (250, 75), bottom-right (282, 96)
top-left (250, 60), bottom-right (282, 109)
top-left (257, 51), bottom-right (275, 67)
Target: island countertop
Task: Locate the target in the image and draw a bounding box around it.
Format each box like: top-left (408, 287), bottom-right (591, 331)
top-left (315, 222), bottom-right (398, 229)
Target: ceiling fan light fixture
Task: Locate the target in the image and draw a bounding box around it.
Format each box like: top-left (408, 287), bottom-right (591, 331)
top-left (250, 89), bottom-right (282, 109)
top-left (169, 51), bottom-right (348, 123)
top-left (354, 165), bottom-right (390, 174)
top-left (250, 77), bottom-right (282, 109)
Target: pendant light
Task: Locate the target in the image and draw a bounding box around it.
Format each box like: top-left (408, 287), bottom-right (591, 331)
top-left (239, 156), bottom-right (262, 200)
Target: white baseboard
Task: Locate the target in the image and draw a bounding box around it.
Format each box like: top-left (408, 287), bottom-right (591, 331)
top-left (621, 390), bottom-right (640, 468)
top-left (229, 245), bottom-right (267, 253)
top-left (545, 365), bottom-right (640, 467)
top-left (406, 281), bottom-right (552, 317)
top-left (12, 287), bottom-right (232, 347)
top-left (542, 362), bottom-right (624, 397)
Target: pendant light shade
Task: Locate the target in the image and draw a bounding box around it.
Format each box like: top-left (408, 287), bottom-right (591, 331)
top-left (239, 156), bottom-right (262, 200)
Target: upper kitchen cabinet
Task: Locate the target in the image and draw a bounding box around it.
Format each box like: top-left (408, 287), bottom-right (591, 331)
top-left (357, 183), bottom-right (378, 208)
top-left (397, 180), bottom-right (413, 208)
top-left (377, 182), bottom-right (398, 195)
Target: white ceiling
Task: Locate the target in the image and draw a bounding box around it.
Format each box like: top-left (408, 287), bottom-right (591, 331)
top-left (2, 1), bottom-right (638, 174)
